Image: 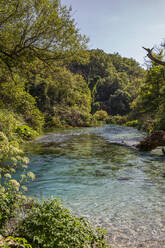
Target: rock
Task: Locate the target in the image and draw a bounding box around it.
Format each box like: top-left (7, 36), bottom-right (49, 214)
top-left (136, 130), bottom-right (165, 151)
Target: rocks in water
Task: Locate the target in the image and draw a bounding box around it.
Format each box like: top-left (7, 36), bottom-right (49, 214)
top-left (136, 130), bottom-right (165, 151)
top-left (95, 170), bottom-right (107, 177)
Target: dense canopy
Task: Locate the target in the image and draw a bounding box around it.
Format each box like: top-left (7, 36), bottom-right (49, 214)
top-left (0, 0), bottom-right (88, 72)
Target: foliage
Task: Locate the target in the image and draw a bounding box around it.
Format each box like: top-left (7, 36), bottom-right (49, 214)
top-left (69, 49), bottom-right (145, 116)
top-left (28, 67), bottom-right (92, 128)
top-left (0, 108), bottom-right (40, 144)
top-left (93, 110), bottom-right (109, 121)
top-left (50, 105), bottom-right (93, 128)
top-left (0, 0), bottom-right (88, 73)
top-left (0, 0), bottom-right (89, 133)
top-left (15, 125), bottom-right (38, 140)
top-left (154, 103), bottom-right (165, 130)
top-left (110, 115), bottom-right (128, 125)
top-left (0, 131), bottom-right (108, 248)
top-left (0, 167), bottom-right (34, 232)
top-left (124, 120), bottom-right (139, 128)
top-left (132, 60), bottom-right (165, 132)
top-left (0, 131), bottom-right (24, 167)
top-left (0, 109), bottom-right (23, 141)
top-left (0, 131), bottom-right (35, 232)
top-left (0, 73), bottom-right (44, 133)
top-left (17, 199), bottom-right (109, 248)
top-left (4, 236), bottom-right (32, 248)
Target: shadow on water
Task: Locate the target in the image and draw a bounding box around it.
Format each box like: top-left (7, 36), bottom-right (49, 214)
top-left (22, 125), bottom-right (165, 248)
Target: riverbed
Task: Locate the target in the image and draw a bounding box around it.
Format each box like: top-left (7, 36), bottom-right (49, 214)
top-left (24, 125), bottom-right (165, 248)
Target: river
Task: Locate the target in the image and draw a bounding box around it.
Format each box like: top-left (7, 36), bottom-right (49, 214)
top-left (24, 125), bottom-right (165, 248)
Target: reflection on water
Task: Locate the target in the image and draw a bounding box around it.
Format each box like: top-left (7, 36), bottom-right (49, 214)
top-left (24, 125), bottom-right (165, 248)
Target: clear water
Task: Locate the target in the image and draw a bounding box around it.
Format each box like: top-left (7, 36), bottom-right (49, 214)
top-left (24, 125), bottom-right (165, 248)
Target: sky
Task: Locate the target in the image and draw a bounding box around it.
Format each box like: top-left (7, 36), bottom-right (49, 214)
top-left (61, 0), bottom-right (165, 67)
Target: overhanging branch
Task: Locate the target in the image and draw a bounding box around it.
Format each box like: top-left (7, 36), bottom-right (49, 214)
top-left (143, 47), bottom-right (165, 66)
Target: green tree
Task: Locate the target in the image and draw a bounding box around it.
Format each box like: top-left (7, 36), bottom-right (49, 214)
top-left (28, 66), bottom-right (92, 127)
top-left (131, 58), bottom-right (165, 131)
top-left (69, 49), bottom-right (145, 116)
top-left (0, 0), bottom-right (88, 73)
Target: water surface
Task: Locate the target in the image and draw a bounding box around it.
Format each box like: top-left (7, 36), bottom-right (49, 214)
top-left (25, 125), bottom-right (165, 248)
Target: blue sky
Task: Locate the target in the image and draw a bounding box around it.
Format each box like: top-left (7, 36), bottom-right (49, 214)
top-left (61, 0), bottom-right (165, 66)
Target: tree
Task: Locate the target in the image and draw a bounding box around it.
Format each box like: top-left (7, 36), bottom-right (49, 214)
top-left (69, 49), bottom-right (145, 115)
top-left (28, 66), bottom-right (92, 127)
top-left (0, 0), bottom-right (88, 73)
top-left (131, 59), bottom-right (165, 131)
top-left (143, 47), bottom-right (165, 66)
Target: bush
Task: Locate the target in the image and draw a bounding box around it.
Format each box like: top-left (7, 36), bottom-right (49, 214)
top-left (15, 125), bottom-right (39, 140)
top-left (46, 116), bottom-right (64, 128)
top-left (17, 199), bottom-right (109, 248)
top-left (154, 104), bottom-right (165, 131)
top-left (110, 115), bottom-right (128, 125)
top-left (0, 109), bottom-right (23, 141)
top-left (124, 120), bottom-right (138, 128)
top-left (46, 105), bottom-right (93, 128)
top-left (0, 109), bottom-right (40, 142)
top-left (0, 78), bottom-right (44, 133)
top-left (0, 132), bottom-right (34, 232)
top-left (29, 67), bottom-right (92, 128)
top-left (3, 236), bottom-right (32, 248)
top-left (93, 110), bottom-right (109, 122)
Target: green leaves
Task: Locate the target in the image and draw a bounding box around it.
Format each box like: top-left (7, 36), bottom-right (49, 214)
top-left (0, 0), bottom-right (88, 72)
top-left (3, 236), bottom-right (32, 248)
top-left (18, 199), bottom-right (109, 248)
top-left (28, 66), bottom-right (92, 128)
top-left (0, 75), bottom-right (44, 132)
top-left (131, 61), bottom-right (165, 131)
top-left (69, 49), bottom-right (145, 116)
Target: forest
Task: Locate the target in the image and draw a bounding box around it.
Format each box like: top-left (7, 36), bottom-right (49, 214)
top-left (1, 0), bottom-right (165, 247)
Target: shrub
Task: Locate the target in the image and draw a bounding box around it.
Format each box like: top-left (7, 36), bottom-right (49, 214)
top-left (93, 110), bottom-right (109, 122)
top-left (3, 236), bottom-right (32, 248)
top-left (154, 104), bottom-right (165, 131)
top-left (46, 116), bottom-right (64, 128)
top-left (0, 132), bottom-right (34, 231)
top-left (0, 109), bottom-right (23, 141)
top-left (0, 78), bottom-right (44, 133)
top-left (18, 199), bottom-right (109, 248)
top-left (15, 125), bottom-right (39, 140)
top-left (46, 105), bottom-right (93, 128)
top-left (0, 109), bottom-right (40, 143)
top-left (124, 120), bottom-right (138, 128)
top-left (110, 115), bottom-right (128, 125)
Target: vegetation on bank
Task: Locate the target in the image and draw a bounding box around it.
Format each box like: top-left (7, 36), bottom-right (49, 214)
top-left (130, 52), bottom-right (165, 133)
top-left (0, 132), bottom-right (108, 247)
top-left (1, 0), bottom-right (165, 246)
top-left (0, 0), bottom-right (109, 247)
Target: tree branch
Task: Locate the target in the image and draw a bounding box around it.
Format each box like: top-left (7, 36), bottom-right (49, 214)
top-left (0, 2), bottom-right (19, 27)
top-left (143, 47), bottom-right (165, 66)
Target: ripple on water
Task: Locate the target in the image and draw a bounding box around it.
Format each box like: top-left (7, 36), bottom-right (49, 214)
top-left (23, 125), bottom-right (165, 248)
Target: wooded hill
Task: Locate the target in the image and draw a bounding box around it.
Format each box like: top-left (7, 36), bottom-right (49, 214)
top-left (1, 0), bottom-right (165, 142)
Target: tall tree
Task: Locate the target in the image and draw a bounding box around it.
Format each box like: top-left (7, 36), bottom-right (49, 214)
top-left (131, 60), bottom-right (165, 131)
top-left (69, 49), bottom-right (145, 115)
top-left (0, 0), bottom-right (88, 72)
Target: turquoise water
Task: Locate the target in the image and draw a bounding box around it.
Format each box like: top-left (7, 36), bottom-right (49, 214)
top-left (25, 125), bottom-right (165, 248)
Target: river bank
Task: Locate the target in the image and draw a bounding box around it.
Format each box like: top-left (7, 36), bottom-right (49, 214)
top-left (19, 125), bottom-right (165, 248)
